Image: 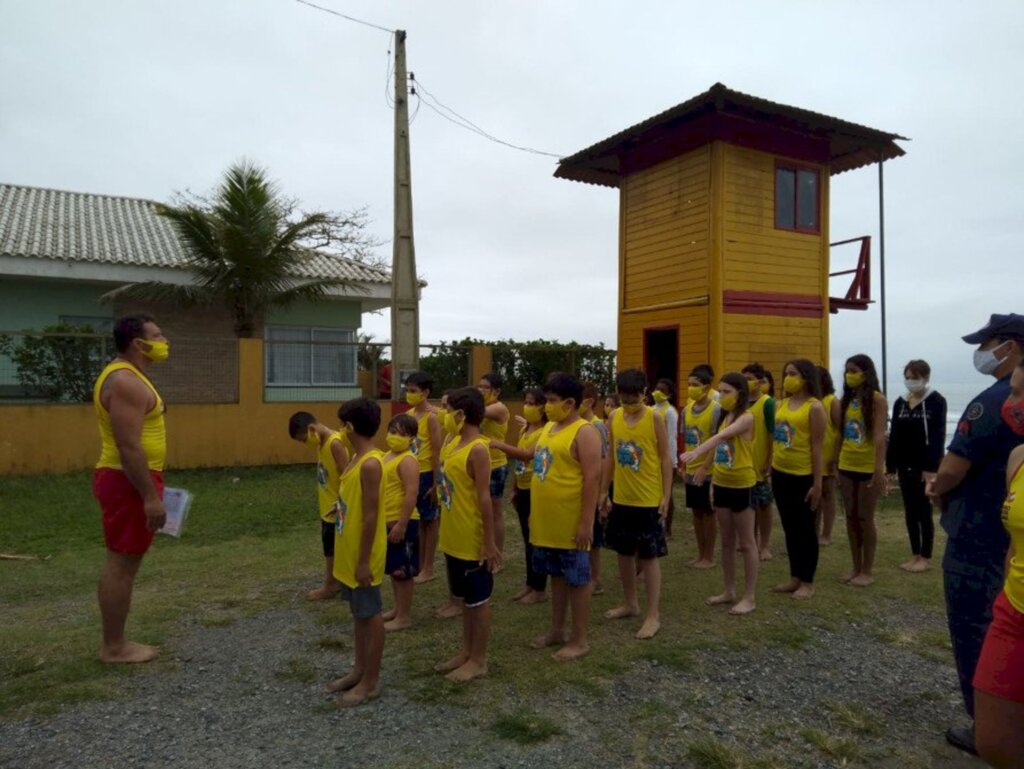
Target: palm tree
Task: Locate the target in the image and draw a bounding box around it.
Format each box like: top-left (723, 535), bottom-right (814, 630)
top-left (103, 161), bottom-right (376, 337)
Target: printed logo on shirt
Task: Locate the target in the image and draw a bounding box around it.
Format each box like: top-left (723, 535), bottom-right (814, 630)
top-left (316, 462), bottom-right (328, 490)
top-left (685, 426), bottom-right (703, 450)
top-left (773, 420), bottom-right (795, 448)
top-left (615, 440), bottom-right (643, 473)
top-left (1003, 491), bottom-right (1015, 525)
top-left (513, 458), bottom-right (527, 477)
top-left (334, 496), bottom-right (348, 535)
top-left (410, 436), bottom-right (422, 456)
top-left (533, 446), bottom-right (554, 481)
top-left (843, 419), bottom-right (865, 445)
top-left (714, 441), bottom-right (735, 469)
top-left (437, 470), bottom-right (454, 512)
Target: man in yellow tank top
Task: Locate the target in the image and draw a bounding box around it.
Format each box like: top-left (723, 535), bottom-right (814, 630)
top-left (403, 371), bottom-right (443, 584)
top-left (478, 372), bottom-right (511, 556)
top-left (326, 398), bottom-right (387, 707)
top-left (92, 314), bottom-right (169, 664)
top-left (599, 369), bottom-right (672, 640)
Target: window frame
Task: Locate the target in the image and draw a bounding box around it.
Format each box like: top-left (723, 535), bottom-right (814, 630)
top-left (264, 325), bottom-right (358, 387)
top-left (773, 161), bottom-right (821, 235)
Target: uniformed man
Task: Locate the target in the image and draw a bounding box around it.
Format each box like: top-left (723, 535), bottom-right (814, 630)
top-left (927, 313), bottom-right (1024, 754)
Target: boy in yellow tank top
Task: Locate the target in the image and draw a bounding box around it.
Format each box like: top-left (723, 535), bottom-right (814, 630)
top-left (325, 398), bottom-right (386, 708)
top-left (435, 387), bottom-right (501, 683)
top-left (479, 372), bottom-right (511, 556)
top-left (288, 411), bottom-right (349, 601)
top-left (380, 413), bottom-right (421, 632)
top-left (680, 366), bottom-right (721, 570)
top-left (403, 371), bottom-right (443, 585)
top-left (599, 369), bottom-right (672, 639)
top-left (743, 363), bottom-right (777, 561)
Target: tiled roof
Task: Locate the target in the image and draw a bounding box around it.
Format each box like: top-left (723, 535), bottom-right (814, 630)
top-left (0, 183), bottom-right (392, 285)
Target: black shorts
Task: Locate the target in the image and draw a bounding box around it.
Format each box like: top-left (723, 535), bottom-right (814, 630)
top-left (445, 554), bottom-right (493, 608)
top-left (712, 485), bottom-right (752, 513)
top-left (839, 469), bottom-right (873, 483)
top-left (605, 503), bottom-right (667, 560)
top-left (385, 519), bottom-right (420, 580)
top-left (685, 481), bottom-right (712, 512)
top-left (321, 520), bottom-right (335, 557)
top-left (592, 512), bottom-right (606, 549)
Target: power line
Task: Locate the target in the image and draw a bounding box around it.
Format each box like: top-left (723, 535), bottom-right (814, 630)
top-left (295, 0), bottom-right (393, 34)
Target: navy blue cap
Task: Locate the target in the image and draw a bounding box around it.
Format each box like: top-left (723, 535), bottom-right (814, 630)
top-left (962, 313), bottom-right (1024, 344)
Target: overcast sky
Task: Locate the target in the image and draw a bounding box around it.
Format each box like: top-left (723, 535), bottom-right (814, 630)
top-left (2, 0), bottom-right (1021, 405)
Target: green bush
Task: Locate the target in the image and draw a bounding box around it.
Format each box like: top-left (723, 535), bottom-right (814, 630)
top-left (0, 324), bottom-right (109, 402)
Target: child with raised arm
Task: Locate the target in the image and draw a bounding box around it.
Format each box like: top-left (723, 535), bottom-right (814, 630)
top-left (435, 387), bottom-right (502, 682)
top-left (325, 398), bottom-right (386, 707)
top-left (380, 412), bottom-right (421, 631)
top-left (742, 363), bottom-right (776, 561)
top-left (403, 371), bottom-right (443, 585)
top-left (600, 369), bottom-right (672, 639)
top-left (680, 368), bottom-right (720, 569)
top-left (680, 372), bottom-right (759, 616)
top-left (288, 411), bottom-right (349, 600)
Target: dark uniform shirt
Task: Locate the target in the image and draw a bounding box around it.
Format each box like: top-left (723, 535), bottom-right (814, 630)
top-left (940, 375), bottom-right (1019, 576)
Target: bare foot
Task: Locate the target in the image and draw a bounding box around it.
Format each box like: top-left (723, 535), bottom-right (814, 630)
top-left (907, 559), bottom-right (930, 573)
top-left (759, 549), bottom-right (773, 562)
top-left (635, 617), bottom-right (660, 640)
top-left (511, 585), bottom-right (532, 602)
top-left (705, 593), bottom-right (735, 606)
top-left (381, 608), bottom-right (397, 621)
top-left (306, 585), bottom-right (338, 601)
top-left (334, 685), bottom-right (381, 708)
top-left (818, 537), bottom-right (831, 546)
top-left (434, 654), bottom-right (468, 674)
top-left (685, 557), bottom-right (699, 568)
top-left (552, 643), bottom-right (589, 661)
top-left (771, 578), bottom-right (800, 593)
top-left (530, 630), bottom-right (567, 649)
top-left (325, 669), bottom-right (362, 693)
top-left (692, 559), bottom-right (716, 570)
top-left (99, 641), bottom-right (160, 664)
top-left (729, 598), bottom-right (756, 615)
top-left (792, 584), bottom-right (815, 600)
top-left (518, 590), bottom-right (547, 606)
top-left (413, 571), bottom-right (435, 585)
top-left (592, 582), bottom-right (604, 596)
top-left (446, 660), bottom-right (487, 683)
top-left (838, 572), bottom-right (857, 584)
top-left (849, 573), bottom-right (874, 587)
top-left (436, 602), bottom-right (463, 619)
top-left (604, 604), bottom-right (640, 620)
top-left (899, 558), bottom-right (917, 572)
top-left (383, 617), bottom-right (412, 632)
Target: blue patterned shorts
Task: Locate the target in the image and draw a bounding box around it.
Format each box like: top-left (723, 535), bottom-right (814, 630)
top-left (531, 546), bottom-right (592, 587)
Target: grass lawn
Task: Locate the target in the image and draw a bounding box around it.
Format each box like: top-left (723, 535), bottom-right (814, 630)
top-left (0, 465), bottom-right (961, 766)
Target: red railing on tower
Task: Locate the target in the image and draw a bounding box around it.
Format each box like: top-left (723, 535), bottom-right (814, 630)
top-left (829, 236), bottom-right (871, 313)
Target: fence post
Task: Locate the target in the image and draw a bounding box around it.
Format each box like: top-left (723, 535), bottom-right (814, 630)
top-left (470, 344), bottom-right (492, 385)
top-left (238, 338), bottom-right (263, 406)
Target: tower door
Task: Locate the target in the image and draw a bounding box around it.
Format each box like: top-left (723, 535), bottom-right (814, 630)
top-left (643, 327), bottom-right (678, 392)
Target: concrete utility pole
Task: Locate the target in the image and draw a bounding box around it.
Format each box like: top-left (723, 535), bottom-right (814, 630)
top-left (390, 29), bottom-right (419, 394)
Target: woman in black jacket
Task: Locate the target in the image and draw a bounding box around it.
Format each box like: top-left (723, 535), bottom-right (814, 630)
top-left (886, 359), bottom-right (947, 572)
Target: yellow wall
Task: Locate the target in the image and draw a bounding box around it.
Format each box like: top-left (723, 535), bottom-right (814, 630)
top-left (722, 313), bottom-right (824, 381)
top-left (617, 146), bottom-right (712, 384)
top-left (721, 144), bottom-right (828, 296)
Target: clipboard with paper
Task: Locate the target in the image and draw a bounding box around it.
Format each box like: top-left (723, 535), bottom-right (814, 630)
top-left (158, 488), bottom-right (192, 537)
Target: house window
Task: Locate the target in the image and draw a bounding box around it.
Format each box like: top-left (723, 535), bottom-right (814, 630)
top-left (59, 315), bottom-right (114, 332)
top-left (265, 326), bottom-right (357, 386)
top-left (774, 166), bottom-right (819, 233)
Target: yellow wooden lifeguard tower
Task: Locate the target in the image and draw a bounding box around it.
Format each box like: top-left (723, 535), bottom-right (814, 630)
top-left (556, 83), bottom-right (906, 386)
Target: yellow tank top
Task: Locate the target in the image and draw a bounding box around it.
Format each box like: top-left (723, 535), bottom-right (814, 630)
top-left (316, 432), bottom-right (345, 522)
top-left (683, 400), bottom-right (720, 476)
top-left (382, 451), bottom-right (420, 523)
top-left (822, 394), bottom-right (838, 472)
top-left (712, 419), bottom-right (756, 489)
top-left (93, 361), bottom-right (166, 471)
top-left (1001, 461), bottom-right (1024, 613)
top-left (772, 398), bottom-right (816, 476)
top-left (481, 412), bottom-right (509, 469)
top-left (333, 450), bottom-right (386, 588)
top-left (438, 437), bottom-right (489, 561)
top-left (513, 426), bottom-right (543, 490)
top-left (748, 395), bottom-right (772, 482)
top-left (611, 407), bottom-right (663, 507)
top-left (838, 397), bottom-right (876, 473)
top-left (530, 419), bottom-right (591, 549)
top-left (412, 410), bottom-right (434, 472)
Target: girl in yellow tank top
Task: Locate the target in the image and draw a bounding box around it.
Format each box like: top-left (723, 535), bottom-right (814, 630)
top-left (1001, 449), bottom-right (1024, 614)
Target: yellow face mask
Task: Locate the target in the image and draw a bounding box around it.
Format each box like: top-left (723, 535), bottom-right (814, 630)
top-left (137, 338), bottom-right (169, 363)
top-left (621, 401), bottom-right (644, 414)
top-left (482, 390), bottom-right (497, 406)
top-left (544, 399), bottom-right (571, 423)
top-left (760, 382), bottom-right (772, 396)
top-left (845, 372), bottom-right (866, 389)
top-left (652, 390), bottom-right (669, 404)
top-left (386, 434), bottom-right (412, 453)
top-left (687, 385), bottom-right (706, 402)
top-left (522, 404), bottom-right (543, 423)
top-left (746, 379), bottom-right (759, 395)
top-left (443, 411), bottom-right (463, 436)
top-left (337, 426), bottom-right (354, 453)
top-left (305, 429), bottom-right (319, 449)
top-left (405, 391), bottom-right (425, 407)
top-left (783, 375), bottom-right (804, 395)
top-left (719, 393), bottom-right (739, 412)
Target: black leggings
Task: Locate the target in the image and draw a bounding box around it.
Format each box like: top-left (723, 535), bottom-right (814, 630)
top-left (772, 470), bottom-right (819, 584)
top-left (898, 468), bottom-right (934, 558)
top-left (514, 489), bottom-right (547, 592)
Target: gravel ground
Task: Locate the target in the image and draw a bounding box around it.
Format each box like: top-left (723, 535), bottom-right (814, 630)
top-left (0, 600), bottom-right (983, 769)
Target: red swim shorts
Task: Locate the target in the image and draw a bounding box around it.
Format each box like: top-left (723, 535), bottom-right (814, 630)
top-left (92, 468), bottom-right (164, 556)
top-left (974, 590), bottom-right (1024, 703)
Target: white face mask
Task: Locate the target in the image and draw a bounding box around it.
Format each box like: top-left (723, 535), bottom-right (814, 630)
top-left (974, 342), bottom-right (1009, 376)
top-left (905, 379), bottom-right (927, 394)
